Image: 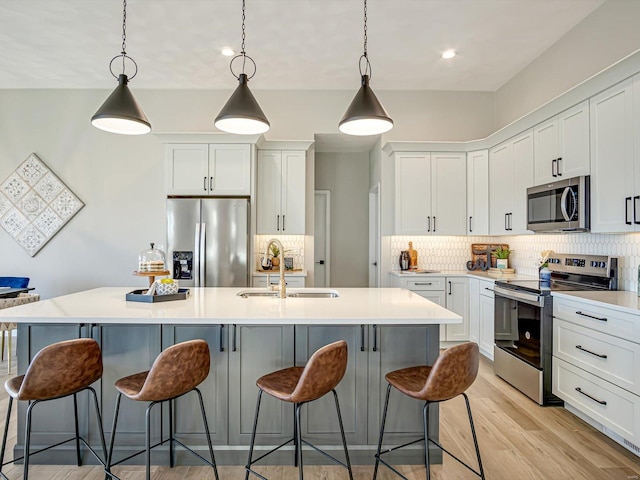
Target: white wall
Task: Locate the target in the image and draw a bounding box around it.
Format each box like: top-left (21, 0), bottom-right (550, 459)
top-left (315, 151), bottom-right (370, 287)
top-left (495, 0), bottom-right (640, 129)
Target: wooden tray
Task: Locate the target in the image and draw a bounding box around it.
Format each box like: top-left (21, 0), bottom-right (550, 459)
top-left (487, 268), bottom-right (515, 277)
top-left (470, 243), bottom-right (509, 269)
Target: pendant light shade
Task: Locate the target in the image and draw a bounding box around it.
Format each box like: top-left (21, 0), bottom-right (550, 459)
top-left (91, 0), bottom-right (151, 135)
top-left (215, 74), bottom-right (270, 135)
top-left (92, 74), bottom-right (151, 135)
top-left (340, 0), bottom-right (393, 136)
top-left (339, 74), bottom-right (393, 136)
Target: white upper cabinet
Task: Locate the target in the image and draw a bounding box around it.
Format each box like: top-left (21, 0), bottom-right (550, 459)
top-left (395, 153), bottom-right (466, 235)
top-left (257, 150), bottom-right (306, 235)
top-left (165, 143), bottom-right (251, 196)
top-left (534, 101), bottom-right (590, 186)
top-left (590, 78), bottom-right (636, 233)
top-left (466, 150), bottom-right (489, 235)
top-left (489, 130), bottom-right (534, 235)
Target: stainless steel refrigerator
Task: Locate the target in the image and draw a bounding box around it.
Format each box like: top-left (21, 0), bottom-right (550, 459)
top-left (167, 198), bottom-right (249, 287)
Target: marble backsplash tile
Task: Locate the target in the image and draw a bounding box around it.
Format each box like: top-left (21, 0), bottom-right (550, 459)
top-left (391, 233), bottom-right (640, 292)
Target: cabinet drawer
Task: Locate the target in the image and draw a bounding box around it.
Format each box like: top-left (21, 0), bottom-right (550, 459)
top-left (554, 297), bottom-right (640, 343)
top-left (400, 277), bottom-right (445, 291)
top-left (478, 279), bottom-right (495, 298)
top-left (253, 276), bottom-right (305, 288)
top-left (554, 319), bottom-right (640, 395)
top-left (553, 357), bottom-right (640, 444)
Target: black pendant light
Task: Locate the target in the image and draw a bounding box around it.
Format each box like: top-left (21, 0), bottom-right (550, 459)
top-left (215, 0), bottom-right (270, 135)
top-left (339, 0), bottom-right (393, 136)
top-left (91, 0), bottom-right (151, 135)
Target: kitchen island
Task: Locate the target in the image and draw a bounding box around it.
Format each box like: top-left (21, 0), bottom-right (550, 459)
top-left (1, 287), bottom-right (461, 466)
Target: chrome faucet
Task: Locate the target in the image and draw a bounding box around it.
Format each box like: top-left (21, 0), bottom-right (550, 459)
top-left (265, 238), bottom-right (286, 298)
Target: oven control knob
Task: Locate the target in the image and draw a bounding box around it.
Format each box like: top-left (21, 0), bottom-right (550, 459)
top-left (591, 261), bottom-right (598, 267)
top-left (600, 261), bottom-right (607, 268)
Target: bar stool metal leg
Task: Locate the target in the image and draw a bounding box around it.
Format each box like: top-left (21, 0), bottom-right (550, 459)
top-left (0, 397), bottom-right (13, 480)
top-left (145, 402), bottom-right (158, 480)
top-left (106, 392), bottom-right (122, 478)
top-left (373, 384), bottom-right (392, 480)
top-left (423, 402), bottom-right (431, 480)
top-left (169, 399), bottom-right (175, 468)
top-left (294, 403), bottom-right (303, 480)
top-left (23, 400), bottom-right (40, 480)
top-left (293, 405), bottom-right (298, 468)
top-left (245, 389), bottom-right (263, 480)
top-left (194, 387), bottom-right (219, 480)
top-left (73, 393), bottom-right (82, 466)
top-left (332, 390), bottom-right (353, 480)
top-left (463, 393), bottom-right (485, 480)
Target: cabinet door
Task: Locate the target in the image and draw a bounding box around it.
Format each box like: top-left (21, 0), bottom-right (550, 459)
top-left (412, 290), bottom-right (446, 341)
top-left (162, 325), bottom-right (228, 444)
top-left (510, 129), bottom-right (534, 234)
top-left (295, 325), bottom-right (368, 446)
top-left (468, 279), bottom-right (480, 344)
top-left (395, 153), bottom-right (431, 234)
top-left (228, 324), bottom-right (295, 445)
top-left (558, 101), bottom-right (590, 179)
top-left (431, 153), bottom-right (467, 235)
top-left (479, 294), bottom-right (495, 360)
top-left (367, 325), bottom-right (440, 447)
top-left (590, 79), bottom-right (635, 233)
top-left (256, 151), bottom-right (283, 234)
top-left (489, 142), bottom-right (512, 235)
top-left (165, 144), bottom-right (209, 195)
top-left (467, 150), bottom-right (489, 235)
top-left (252, 275), bottom-right (305, 288)
top-left (281, 151), bottom-right (306, 234)
top-left (208, 144), bottom-right (251, 195)
top-left (445, 278), bottom-right (469, 341)
top-left (534, 116), bottom-right (559, 186)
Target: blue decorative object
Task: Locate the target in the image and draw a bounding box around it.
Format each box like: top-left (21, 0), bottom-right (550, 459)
top-left (0, 277), bottom-right (30, 288)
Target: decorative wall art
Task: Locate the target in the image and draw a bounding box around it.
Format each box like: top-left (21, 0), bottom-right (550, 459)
top-left (0, 153), bottom-right (84, 256)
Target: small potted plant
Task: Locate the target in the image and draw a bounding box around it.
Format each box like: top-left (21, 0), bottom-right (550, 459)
top-left (493, 247), bottom-right (511, 269)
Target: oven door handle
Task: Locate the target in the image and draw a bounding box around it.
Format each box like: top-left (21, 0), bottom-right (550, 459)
top-left (494, 285), bottom-right (544, 307)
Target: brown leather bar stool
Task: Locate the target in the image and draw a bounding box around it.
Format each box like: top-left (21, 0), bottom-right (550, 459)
top-left (0, 338), bottom-right (108, 480)
top-left (373, 342), bottom-right (485, 480)
top-left (245, 340), bottom-right (353, 480)
top-left (105, 339), bottom-right (218, 480)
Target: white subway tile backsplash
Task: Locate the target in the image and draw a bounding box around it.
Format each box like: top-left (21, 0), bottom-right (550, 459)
top-left (390, 233), bottom-right (640, 292)
top-left (254, 235), bottom-right (305, 270)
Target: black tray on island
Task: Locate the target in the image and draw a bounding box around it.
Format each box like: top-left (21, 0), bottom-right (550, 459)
top-left (126, 288), bottom-right (190, 303)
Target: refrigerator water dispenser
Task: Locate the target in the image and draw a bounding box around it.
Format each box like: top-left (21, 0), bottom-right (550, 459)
top-left (173, 251), bottom-right (193, 280)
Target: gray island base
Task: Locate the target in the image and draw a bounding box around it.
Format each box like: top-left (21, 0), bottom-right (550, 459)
top-left (4, 288), bottom-right (462, 467)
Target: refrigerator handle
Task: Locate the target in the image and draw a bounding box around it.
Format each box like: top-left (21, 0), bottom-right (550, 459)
top-left (200, 223), bottom-right (207, 286)
top-left (194, 223), bottom-right (201, 287)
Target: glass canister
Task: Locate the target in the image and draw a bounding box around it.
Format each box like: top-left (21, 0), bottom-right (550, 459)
top-left (138, 242), bottom-right (166, 272)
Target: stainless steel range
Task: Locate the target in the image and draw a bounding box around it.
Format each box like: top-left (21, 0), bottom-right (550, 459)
top-left (493, 253), bottom-right (618, 405)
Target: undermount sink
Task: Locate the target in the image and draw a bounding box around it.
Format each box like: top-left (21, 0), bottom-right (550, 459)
top-left (236, 289), bottom-right (340, 299)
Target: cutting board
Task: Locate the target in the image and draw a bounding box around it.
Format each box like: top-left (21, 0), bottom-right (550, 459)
top-left (470, 243), bottom-right (509, 269)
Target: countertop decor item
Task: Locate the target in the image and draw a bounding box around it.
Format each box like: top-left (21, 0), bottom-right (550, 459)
top-left (493, 246), bottom-right (511, 269)
top-left (470, 243), bottom-right (509, 269)
top-left (0, 153), bottom-right (84, 256)
top-left (91, 0), bottom-right (151, 135)
top-left (408, 242), bottom-right (418, 270)
top-left (214, 0), bottom-right (270, 135)
top-left (338, 0), bottom-right (393, 136)
top-left (126, 288), bottom-right (189, 303)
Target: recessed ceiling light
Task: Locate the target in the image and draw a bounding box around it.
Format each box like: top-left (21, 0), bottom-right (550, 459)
top-left (442, 50), bottom-right (456, 59)
top-left (221, 47), bottom-right (235, 57)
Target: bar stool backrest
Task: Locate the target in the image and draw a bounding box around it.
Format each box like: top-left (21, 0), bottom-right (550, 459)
top-left (419, 342), bottom-right (479, 402)
top-left (18, 338), bottom-right (102, 401)
top-left (134, 339), bottom-right (210, 402)
top-left (290, 340), bottom-right (347, 403)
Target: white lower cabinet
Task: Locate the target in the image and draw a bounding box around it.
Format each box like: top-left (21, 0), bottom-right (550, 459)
top-left (553, 295), bottom-right (640, 451)
top-left (468, 278), bottom-right (480, 344)
top-left (478, 279), bottom-right (495, 360)
top-left (252, 275), bottom-right (305, 288)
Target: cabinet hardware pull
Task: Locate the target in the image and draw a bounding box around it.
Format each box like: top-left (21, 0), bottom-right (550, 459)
top-left (448, 281), bottom-right (452, 295)
top-left (232, 324), bottom-right (237, 352)
top-left (575, 345), bottom-right (607, 359)
top-left (484, 288), bottom-right (494, 292)
top-left (210, 176), bottom-right (214, 191)
top-left (220, 324), bottom-right (225, 352)
top-left (575, 387), bottom-right (607, 405)
top-left (557, 157), bottom-right (562, 176)
top-left (277, 215), bottom-right (280, 231)
top-left (360, 325), bottom-right (365, 352)
top-left (427, 216), bottom-right (431, 232)
top-left (373, 324), bottom-right (378, 352)
top-left (575, 311), bottom-right (607, 322)
top-left (433, 216), bottom-right (436, 232)
top-left (634, 196), bottom-right (640, 225)
top-left (626, 197), bottom-right (632, 225)
top-left (283, 215), bottom-right (285, 231)
top-left (203, 176), bottom-right (207, 191)
top-left (509, 213), bottom-right (513, 231)
top-left (415, 282), bottom-right (433, 286)
top-left (552, 159), bottom-right (557, 177)
top-left (504, 213), bottom-right (508, 231)
top-left (469, 216), bottom-right (472, 232)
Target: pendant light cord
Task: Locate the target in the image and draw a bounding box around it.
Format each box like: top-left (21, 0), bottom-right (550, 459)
top-left (363, 0), bottom-right (367, 58)
top-left (241, 0), bottom-right (247, 74)
top-left (359, 0), bottom-right (372, 78)
top-left (121, 0), bottom-right (127, 71)
top-left (229, 0), bottom-right (256, 80)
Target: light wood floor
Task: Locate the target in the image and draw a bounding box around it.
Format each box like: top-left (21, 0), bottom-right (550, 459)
top-left (0, 354), bottom-right (639, 479)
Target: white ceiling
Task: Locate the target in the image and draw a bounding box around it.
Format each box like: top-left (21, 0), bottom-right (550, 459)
top-left (0, 0), bottom-right (604, 91)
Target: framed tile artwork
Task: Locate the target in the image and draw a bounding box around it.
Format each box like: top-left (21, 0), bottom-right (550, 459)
top-left (0, 153), bottom-right (84, 256)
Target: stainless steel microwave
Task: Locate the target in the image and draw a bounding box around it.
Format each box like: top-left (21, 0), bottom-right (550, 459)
top-left (526, 176), bottom-right (590, 232)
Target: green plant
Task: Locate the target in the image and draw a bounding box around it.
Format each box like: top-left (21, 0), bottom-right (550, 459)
top-left (493, 247), bottom-right (511, 259)
top-left (269, 243), bottom-right (280, 258)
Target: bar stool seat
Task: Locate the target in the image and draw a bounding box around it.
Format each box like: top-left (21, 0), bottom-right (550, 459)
top-left (0, 338), bottom-right (108, 480)
top-left (245, 340), bottom-right (353, 480)
top-left (374, 342), bottom-right (486, 480)
top-left (106, 339), bottom-right (219, 480)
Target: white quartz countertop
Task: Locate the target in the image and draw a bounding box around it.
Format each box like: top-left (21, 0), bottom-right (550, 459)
top-left (253, 270), bottom-right (307, 276)
top-left (0, 287), bottom-right (462, 326)
top-left (389, 270), bottom-right (536, 281)
top-left (552, 290), bottom-right (640, 316)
